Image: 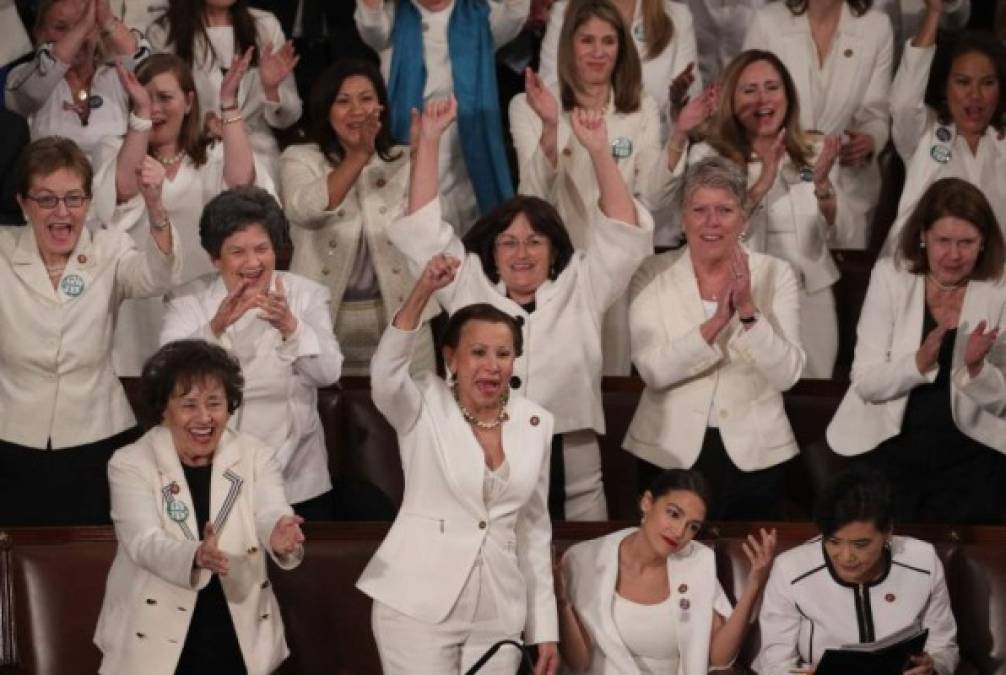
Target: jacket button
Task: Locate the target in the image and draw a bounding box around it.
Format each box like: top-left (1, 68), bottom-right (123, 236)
top-left (562, 148), bottom-right (572, 157)
top-left (136, 632), bottom-right (146, 638)
top-left (392, 267), bottom-right (400, 274)
top-left (336, 209), bottom-right (345, 218)
top-left (510, 375), bottom-right (521, 389)
top-left (376, 178), bottom-right (386, 188)
top-left (321, 267), bottom-right (331, 276)
top-left (514, 315), bottom-right (525, 327)
top-left (247, 546), bottom-right (258, 554)
top-left (145, 598), bottom-right (157, 605)
top-left (378, 205), bottom-right (387, 214)
top-left (261, 612), bottom-right (270, 619)
top-left (328, 239), bottom-right (337, 248)
top-left (478, 521), bottom-right (487, 529)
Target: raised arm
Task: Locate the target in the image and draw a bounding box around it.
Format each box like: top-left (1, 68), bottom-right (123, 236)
top-left (115, 158), bottom-right (180, 298)
top-left (113, 63), bottom-right (152, 203)
top-left (354, 0), bottom-right (395, 51)
top-left (570, 108), bottom-right (635, 225)
top-left (890, 1), bottom-right (940, 160)
top-left (220, 47), bottom-right (257, 188)
top-left (257, 15), bottom-right (302, 129)
top-left (408, 97), bottom-right (457, 214)
top-left (488, 0), bottom-right (530, 48)
top-left (96, 0), bottom-right (139, 57)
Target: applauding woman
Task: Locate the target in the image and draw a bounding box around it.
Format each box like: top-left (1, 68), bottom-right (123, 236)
top-left (557, 469), bottom-right (775, 674)
top-left (358, 259), bottom-right (558, 674)
top-left (281, 59), bottom-right (434, 375)
top-left (388, 97), bottom-right (653, 520)
top-left (95, 339), bottom-right (305, 674)
top-left (828, 178), bottom-right (1006, 524)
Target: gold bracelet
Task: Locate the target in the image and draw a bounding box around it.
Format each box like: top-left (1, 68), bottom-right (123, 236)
top-left (222, 113), bottom-right (243, 125)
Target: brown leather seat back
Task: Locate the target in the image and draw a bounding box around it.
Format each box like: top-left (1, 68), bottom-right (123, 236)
top-left (949, 543), bottom-right (1006, 675)
top-left (334, 378), bottom-right (404, 509)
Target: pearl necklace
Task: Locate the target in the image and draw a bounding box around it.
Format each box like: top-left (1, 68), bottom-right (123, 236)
top-left (154, 150), bottom-right (186, 166)
top-left (453, 384), bottom-right (509, 430)
top-left (927, 275), bottom-right (966, 292)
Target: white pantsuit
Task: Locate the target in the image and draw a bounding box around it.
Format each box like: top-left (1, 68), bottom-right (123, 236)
top-left (562, 528), bottom-right (733, 675)
top-left (826, 258), bottom-right (1006, 457)
top-left (357, 324), bottom-right (557, 672)
top-left (387, 198), bottom-right (653, 519)
top-left (743, 3), bottom-right (894, 250)
top-left (94, 426), bottom-right (302, 675)
top-left (160, 271), bottom-right (344, 505)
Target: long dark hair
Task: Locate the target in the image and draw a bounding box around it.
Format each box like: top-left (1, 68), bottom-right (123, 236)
top-left (136, 54), bottom-right (210, 167)
top-left (927, 31), bottom-right (1006, 134)
top-left (309, 59), bottom-right (400, 165)
top-left (159, 0), bottom-right (260, 69)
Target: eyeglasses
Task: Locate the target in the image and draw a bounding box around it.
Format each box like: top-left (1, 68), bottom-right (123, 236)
top-left (24, 193), bottom-right (89, 210)
top-left (495, 236), bottom-right (548, 253)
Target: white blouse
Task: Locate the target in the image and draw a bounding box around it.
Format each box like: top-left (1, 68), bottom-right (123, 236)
top-left (613, 593), bottom-right (680, 674)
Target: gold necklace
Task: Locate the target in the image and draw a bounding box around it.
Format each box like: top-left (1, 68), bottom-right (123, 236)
top-left (154, 150), bottom-right (186, 166)
top-left (927, 275), bottom-right (966, 292)
top-left (452, 384), bottom-right (509, 430)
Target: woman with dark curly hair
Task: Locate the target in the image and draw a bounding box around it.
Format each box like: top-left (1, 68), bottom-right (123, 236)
top-left (883, 0), bottom-right (1006, 252)
top-left (95, 338), bottom-right (305, 674)
top-left (280, 59), bottom-right (434, 375)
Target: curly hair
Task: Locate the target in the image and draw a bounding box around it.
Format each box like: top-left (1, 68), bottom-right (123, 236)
top-left (140, 339), bottom-right (244, 425)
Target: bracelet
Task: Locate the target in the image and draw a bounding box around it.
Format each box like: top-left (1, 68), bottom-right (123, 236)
top-left (220, 101), bottom-right (239, 112)
top-left (128, 111), bottom-right (152, 132)
top-left (150, 213), bottom-right (171, 231)
top-left (222, 113), bottom-right (243, 125)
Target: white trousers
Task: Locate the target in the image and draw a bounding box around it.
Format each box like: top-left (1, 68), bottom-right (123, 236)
top-left (800, 286), bottom-right (838, 380)
top-left (372, 560), bottom-right (522, 674)
top-left (563, 430), bottom-right (608, 521)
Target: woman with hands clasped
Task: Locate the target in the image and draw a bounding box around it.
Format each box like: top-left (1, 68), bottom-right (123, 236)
top-left (92, 51), bottom-right (270, 375)
top-left (388, 97), bottom-right (652, 520)
top-left (828, 178), bottom-right (1006, 524)
top-left (556, 469), bottom-right (776, 674)
top-left (94, 339), bottom-right (305, 675)
top-left (281, 59), bottom-right (435, 375)
top-left (148, 0), bottom-right (301, 184)
top-left (673, 50), bottom-right (842, 378)
top-left (882, 0), bottom-right (1006, 252)
top-left (357, 257), bottom-right (558, 674)
top-left (5, 0), bottom-right (151, 165)
top-left (625, 157), bottom-right (805, 521)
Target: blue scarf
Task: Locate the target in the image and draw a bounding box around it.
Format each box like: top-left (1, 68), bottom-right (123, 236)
top-left (388, 0), bottom-right (514, 217)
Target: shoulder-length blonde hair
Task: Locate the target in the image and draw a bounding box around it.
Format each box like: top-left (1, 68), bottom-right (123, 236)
top-left (557, 0), bottom-right (642, 114)
top-left (638, 0), bottom-right (674, 60)
top-left (135, 54), bottom-right (211, 168)
top-left (704, 50), bottom-right (813, 169)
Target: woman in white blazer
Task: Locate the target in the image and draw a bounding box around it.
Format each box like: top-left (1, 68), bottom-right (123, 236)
top-left (827, 178), bottom-right (1006, 524)
top-left (678, 50), bottom-right (841, 378)
top-left (357, 257), bottom-right (558, 674)
top-left (0, 137), bottom-right (179, 526)
top-left (557, 469), bottom-right (775, 675)
top-left (92, 52), bottom-right (270, 377)
top-left (391, 99), bottom-right (653, 521)
top-left (756, 467), bottom-right (959, 675)
top-left (281, 59), bottom-right (435, 376)
top-left (147, 0), bottom-right (300, 185)
top-left (883, 6), bottom-right (1006, 253)
top-left (5, 0), bottom-right (150, 166)
top-left (743, 0), bottom-right (893, 250)
top-left (625, 157), bottom-right (806, 520)
top-left (161, 186), bottom-right (343, 519)
top-left (95, 339), bottom-right (305, 675)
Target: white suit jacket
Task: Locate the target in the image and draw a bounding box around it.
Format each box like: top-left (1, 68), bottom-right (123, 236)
top-left (826, 258), bottom-right (1006, 456)
top-left (562, 528), bottom-right (732, 675)
top-left (147, 8), bottom-right (301, 184)
top-left (743, 3), bottom-right (893, 249)
top-left (510, 89), bottom-right (674, 250)
top-left (357, 325), bottom-right (558, 644)
top-left (538, 0), bottom-right (700, 130)
top-left (624, 248), bottom-right (805, 471)
top-left (94, 426), bottom-right (302, 675)
top-left (160, 271), bottom-right (343, 504)
top-left (0, 223), bottom-right (180, 449)
top-left (387, 198), bottom-right (653, 435)
top-left (883, 42), bottom-right (1006, 254)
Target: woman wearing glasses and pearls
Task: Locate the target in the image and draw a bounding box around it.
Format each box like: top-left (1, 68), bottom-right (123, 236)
top-left (0, 137), bottom-right (180, 526)
top-left (387, 97), bottom-right (653, 521)
top-left (91, 52), bottom-right (271, 376)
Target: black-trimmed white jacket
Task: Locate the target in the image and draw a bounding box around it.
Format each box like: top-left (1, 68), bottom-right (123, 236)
top-left (755, 536), bottom-right (958, 675)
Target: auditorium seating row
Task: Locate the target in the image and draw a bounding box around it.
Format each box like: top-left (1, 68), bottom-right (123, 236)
top-left (1, 521), bottom-right (1005, 674)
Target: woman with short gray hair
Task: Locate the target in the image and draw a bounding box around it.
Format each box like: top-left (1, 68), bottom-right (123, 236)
top-left (624, 156), bottom-right (806, 520)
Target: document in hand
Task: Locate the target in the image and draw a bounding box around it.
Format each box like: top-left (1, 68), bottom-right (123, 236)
top-left (815, 624), bottom-right (929, 675)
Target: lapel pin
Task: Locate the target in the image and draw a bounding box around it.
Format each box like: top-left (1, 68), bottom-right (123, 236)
top-left (166, 499), bottom-right (189, 522)
top-left (77, 254), bottom-right (87, 264)
top-left (60, 273), bottom-right (85, 297)
top-left (530, 415), bottom-right (540, 426)
top-left (611, 137), bottom-right (633, 160)
top-left (679, 598), bottom-right (690, 610)
top-left (843, 49), bottom-right (853, 58)
top-left (169, 481), bottom-right (180, 495)
top-left (930, 145), bottom-right (951, 163)
top-left (935, 126), bottom-right (953, 143)
top-left (885, 593), bottom-right (896, 603)
top-left (678, 584), bottom-right (688, 593)
top-left (798, 166), bottom-right (814, 182)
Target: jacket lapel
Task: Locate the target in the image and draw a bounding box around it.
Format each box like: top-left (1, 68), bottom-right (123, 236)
top-left (209, 430), bottom-right (244, 536)
top-left (667, 253), bottom-right (708, 333)
top-left (11, 226), bottom-right (59, 302)
top-left (152, 427), bottom-right (201, 542)
top-left (429, 383), bottom-right (490, 518)
top-left (593, 531), bottom-right (638, 675)
top-left (822, 5), bottom-right (863, 131)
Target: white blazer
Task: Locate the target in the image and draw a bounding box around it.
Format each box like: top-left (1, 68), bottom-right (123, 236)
top-left (0, 223), bottom-right (180, 449)
top-left (146, 8), bottom-right (301, 185)
top-left (743, 3), bottom-right (893, 249)
top-left (357, 325), bottom-right (558, 643)
top-left (687, 0), bottom-right (766, 84)
top-left (562, 528), bottom-right (733, 675)
top-left (624, 248), bottom-right (805, 471)
top-left (280, 142), bottom-right (438, 372)
top-left (387, 198), bottom-right (653, 435)
top-left (883, 41), bottom-right (1006, 254)
top-left (510, 89), bottom-right (673, 250)
top-left (160, 271), bottom-right (343, 505)
top-left (94, 426), bottom-right (303, 675)
top-left (826, 257), bottom-right (1006, 456)
top-left (538, 0), bottom-right (700, 130)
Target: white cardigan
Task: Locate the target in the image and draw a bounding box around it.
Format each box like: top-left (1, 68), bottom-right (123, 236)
top-left (563, 528), bottom-right (732, 675)
top-left (160, 271), bottom-right (344, 504)
top-left (0, 223), bottom-right (180, 449)
top-left (94, 426), bottom-right (302, 675)
top-left (387, 198), bottom-right (653, 435)
top-left (826, 257), bottom-right (1006, 456)
top-left (624, 248), bottom-right (805, 471)
top-left (357, 324), bottom-right (558, 644)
